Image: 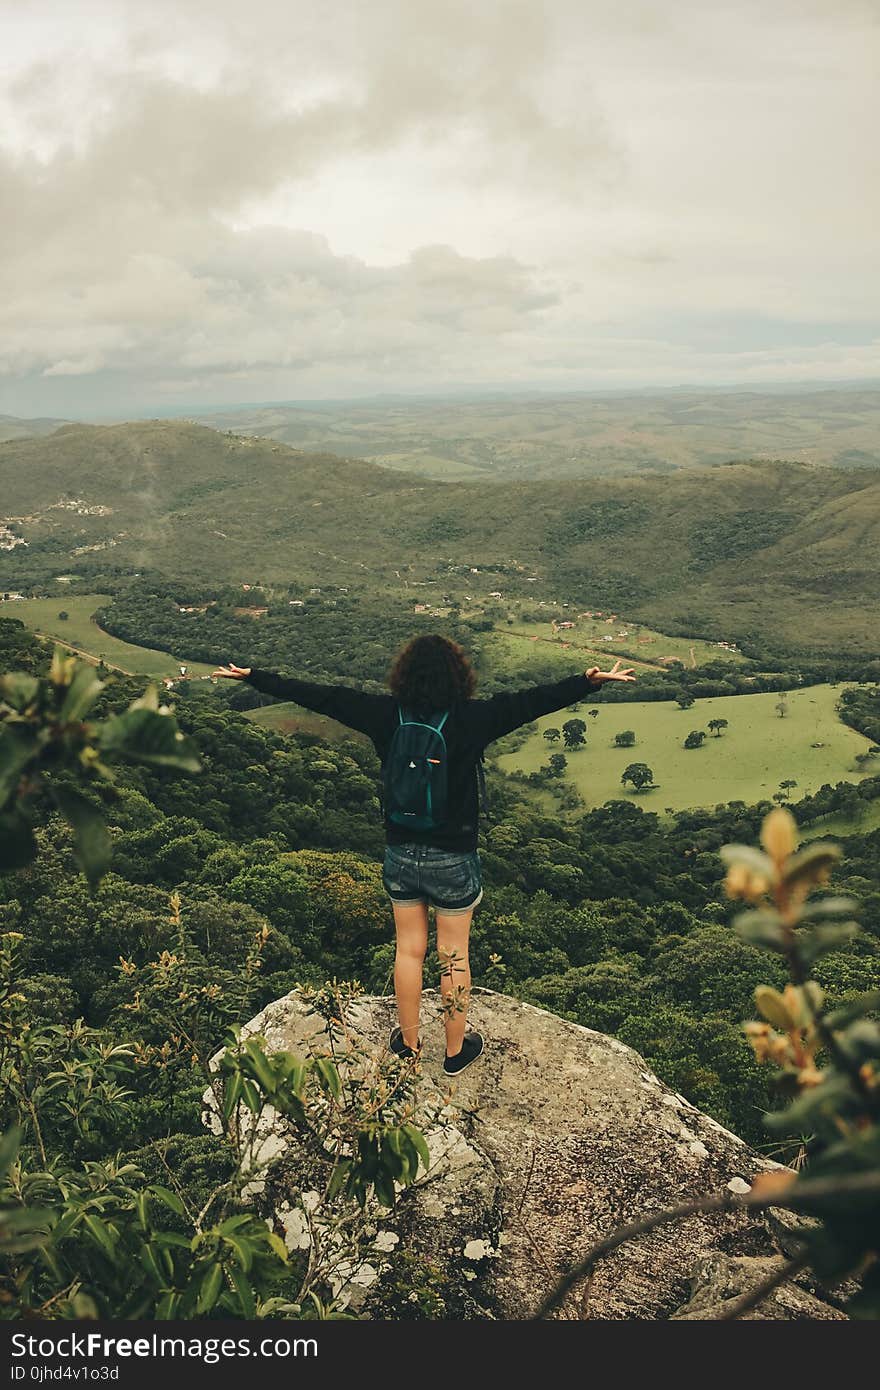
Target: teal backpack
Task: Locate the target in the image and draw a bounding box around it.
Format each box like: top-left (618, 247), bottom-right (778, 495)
top-left (383, 707), bottom-right (449, 831)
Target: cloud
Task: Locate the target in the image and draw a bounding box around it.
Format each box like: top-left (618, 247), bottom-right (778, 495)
top-left (0, 0), bottom-right (877, 413)
top-left (2, 1), bottom-right (621, 190)
top-left (0, 124), bottom-right (559, 388)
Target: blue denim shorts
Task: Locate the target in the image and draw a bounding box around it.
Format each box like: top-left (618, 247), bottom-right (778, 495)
top-left (382, 844), bottom-right (483, 915)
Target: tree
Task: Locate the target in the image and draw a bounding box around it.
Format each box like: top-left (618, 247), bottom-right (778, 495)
top-left (775, 698), bottom-right (789, 719)
top-left (614, 731), bottom-right (636, 748)
top-left (562, 718), bottom-right (587, 751)
top-left (588, 709), bottom-right (599, 719)
top-left (779, 779), bottom-right (798, 793)
top-left (707, 718), bottom-right (728, 737)
top-left (547, 752), bottom-right (568, 778)
top-left (543, 727), bottom-right (561, 745)
top-left (57, 611), bottom-right (69, 622)
top-left (621, 762), bottom-right (655, 793)
top-left (676, 692), bottom-right (695, 710)
top-left (684, 730), bottom-right (706, 749)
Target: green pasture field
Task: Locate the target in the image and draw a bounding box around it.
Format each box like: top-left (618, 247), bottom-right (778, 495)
top-left (506, 616), bottom-right (748, 670)
top-left (7, 594), bottom-right (216, 680)
top-left (496, 683), bottom-right (876, 814)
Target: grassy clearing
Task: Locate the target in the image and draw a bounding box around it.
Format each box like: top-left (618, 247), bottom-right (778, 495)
top-left (507, 616), bottom-right (747, 670)
top-left (800, 799), bottom-right (880, 841)
top-left (8, 594), bottom-right (215, 680)
top-left (365, 451), bottom-right (486, 480)
top-left (245, 701), bottom-right (369, 744)
top-left (496, 683), bottom-right (876, 813)
top-left (487, 627), bottom-right (660, 679)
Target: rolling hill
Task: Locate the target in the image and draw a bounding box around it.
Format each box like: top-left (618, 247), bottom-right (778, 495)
top-left (1, 419), bottom-right (879, 656)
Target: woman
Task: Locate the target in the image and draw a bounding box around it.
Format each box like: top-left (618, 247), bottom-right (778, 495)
top-left (214, 637), bottom-right (635, 1075)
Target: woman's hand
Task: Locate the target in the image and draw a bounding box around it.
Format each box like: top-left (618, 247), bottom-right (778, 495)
top-left (586, 660), bottom-right (636, 684)
top-left (212, 663), bottom-right (252, 680)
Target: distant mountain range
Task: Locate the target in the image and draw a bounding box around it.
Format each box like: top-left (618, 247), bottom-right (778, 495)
top-left (0, 413), bottom-right (69, 443)
top-left (182, 385), bottom-right (880, 480)
top-left (6, 385), bottom-right (880, 479)
top-left (1, 419), bottom-right (878, 656)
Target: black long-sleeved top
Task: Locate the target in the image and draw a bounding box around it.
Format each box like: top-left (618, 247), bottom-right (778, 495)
top-left (244, 668), bottom-right (602, 851)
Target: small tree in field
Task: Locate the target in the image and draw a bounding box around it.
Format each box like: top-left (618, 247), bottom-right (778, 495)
top-left (684, 730), bottom-right (706, 749)
top-left (562, 718), bottom-right (587, 751)
top-left (547, 752), bottom-right (568, 778)
top-left (614, 730), bottom-right (636, 748)
top-left (776, 699), bottom-right (789, 719)
top-left (543, 727), bottom-right (561, 745)
top-left (621, 762), bottom-right (655, 793)
top-left (676, 691), bottom-right (695, 710)
top-left (708, 718), bottom-right (728, 737)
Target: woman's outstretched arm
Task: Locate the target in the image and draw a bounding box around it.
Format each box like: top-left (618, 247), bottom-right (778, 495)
top-left (471, 660), bottom-right (636, 746)
top-left (212, 663), bottom-right (390, 737)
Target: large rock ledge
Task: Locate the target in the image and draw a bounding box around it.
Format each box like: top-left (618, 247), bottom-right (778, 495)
top-left (214, 987), bottom-right (845, 1320)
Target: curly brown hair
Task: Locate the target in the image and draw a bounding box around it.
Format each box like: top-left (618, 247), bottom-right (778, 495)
top-left (388, 634), bottom-right (476, 710)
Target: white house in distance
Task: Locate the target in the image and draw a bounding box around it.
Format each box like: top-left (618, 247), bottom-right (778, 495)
top-left (0, 526), bottom-right (27, 552)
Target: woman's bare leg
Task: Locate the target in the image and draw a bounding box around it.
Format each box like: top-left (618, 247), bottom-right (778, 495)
top-left (436, 909), bottom-right (474, 1057)
top-left (392, 901), bottom-right (429, 1048)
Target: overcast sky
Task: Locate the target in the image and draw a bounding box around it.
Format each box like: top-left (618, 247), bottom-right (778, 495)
top-left (1, 0), bottom-right (878, 417)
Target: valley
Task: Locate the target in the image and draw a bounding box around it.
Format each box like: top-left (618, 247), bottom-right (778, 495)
top-left (1, 415), bottom-right (878, 833)
top-left (2, 419), bottom-right (880, 657)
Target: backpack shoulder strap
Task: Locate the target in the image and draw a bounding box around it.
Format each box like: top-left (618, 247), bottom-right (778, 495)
top-left (397, 705), bottom-right (449, 735)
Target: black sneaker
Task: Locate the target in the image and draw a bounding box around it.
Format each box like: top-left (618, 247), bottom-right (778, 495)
top-left (390, 1027), bottom-right (420, 1060)
top-left (443, 1032), bottom-right (485, 1076)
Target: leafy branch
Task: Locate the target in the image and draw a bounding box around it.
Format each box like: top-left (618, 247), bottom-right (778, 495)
top-left (536, 807), bottom-right (880, 1320)
top-left (0, 651), bottom-right (200, 889)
